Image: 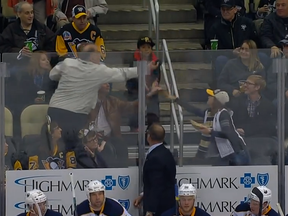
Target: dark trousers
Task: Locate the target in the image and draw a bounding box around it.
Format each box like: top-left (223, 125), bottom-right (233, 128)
top-left (47, 107), bottom-right (88, 150)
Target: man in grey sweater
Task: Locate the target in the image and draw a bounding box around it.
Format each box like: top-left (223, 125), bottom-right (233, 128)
top-left (48, 43), bottom-right (158, 150)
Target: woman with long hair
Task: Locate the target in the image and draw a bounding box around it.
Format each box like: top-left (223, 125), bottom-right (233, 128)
top-left (217, 40), bottom-right (265, 97)
top-left (21, 51), bottom-right (57, 104)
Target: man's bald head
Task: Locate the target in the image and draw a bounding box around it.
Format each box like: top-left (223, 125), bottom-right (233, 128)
top-left (77, 43), bottom-right (100, 63)
top-left (147, 123), bottom-right (165, 143)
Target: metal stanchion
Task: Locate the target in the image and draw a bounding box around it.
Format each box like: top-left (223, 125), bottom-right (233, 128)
top-left (0, 62), bottom-right (7, 216)
top-left (137, 60), bottom-right (148, 216)
top-left (274, 58), bottom-right (286, 212)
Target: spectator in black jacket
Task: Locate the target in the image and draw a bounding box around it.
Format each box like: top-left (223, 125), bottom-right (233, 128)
top-left (229, 75), bottom-right (277, 138)
top-left (0, 2), bottom-right (55, 57)
top-left (266, 37), bottom-right (288, 101)
top-left (256, 0), bottom-right (276, 19)
top-left (218, 40), bottom-right (265, 96)
top-left (76, 129), bottom-right (107, 169)
top-left (204, 0), bottom-right (245, 43)
top-left (260, 0), bottom-right (288, 57)
top-left (207, 0), bottom-right (260, 79)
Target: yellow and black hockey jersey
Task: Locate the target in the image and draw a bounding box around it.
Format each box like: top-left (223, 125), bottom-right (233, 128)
top-left (56, 22), bottom-right (106, 60)
top-left (13, 143), bottom-right (76, 170)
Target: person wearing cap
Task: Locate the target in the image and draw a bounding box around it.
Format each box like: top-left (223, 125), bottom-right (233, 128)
top-left (165, 90), bottom-right (219, 158)
top-left (55, 5), bottom-right (105, 60)
top-left (231, 186), bottom-right (278, 216)
top-left (207, 0), bottom-right (259, 80)
top-left (53, 0), bottom-right (108, 30)
top-left (161, 184), bottom-right (210, 216)
top-left (260, 0), bottom-right (288, 58)
top-left (229, 75), bottom-right (276, 138)
top-left (198, 89), bottom-right (250, 166)
top-left (204, 0), bottom-right (245, 45)
top-left (126, 36), bottom-right (161, 131)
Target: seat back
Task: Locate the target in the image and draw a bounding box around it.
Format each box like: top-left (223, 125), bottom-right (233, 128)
top-left (1, 0), bottom-right (16, 18)
top-left (5, 107), bottom-right (13, 136)
top-left (20, 105), bottom-right (49, 138)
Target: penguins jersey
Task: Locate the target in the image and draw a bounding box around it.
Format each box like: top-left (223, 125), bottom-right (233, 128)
top-left (17, 209), bottom-right (63, 216)
top-left (161, 206), bottom-right (211, 216)
top-left (14, 144), bottom-right (76, 170)
top-left (56, 22), bottom-right (106, 60)
top-left (76, 198), bottom-right (131, 216)
top-left (231, 203), bottom-right (279, 216)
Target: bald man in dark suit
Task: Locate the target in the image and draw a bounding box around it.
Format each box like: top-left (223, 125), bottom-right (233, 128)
top-left (136, 123), bottom-right (176, 216)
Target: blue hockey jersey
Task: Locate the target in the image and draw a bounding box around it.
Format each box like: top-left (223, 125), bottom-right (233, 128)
top-left (232, 203), bottom-right (279, 216)
top-left (75, 198), bottom-right (131, 216)
top-left (17, 209), bottom-right (63, 216)
top-left (161, 206), bottom-right (211, 216)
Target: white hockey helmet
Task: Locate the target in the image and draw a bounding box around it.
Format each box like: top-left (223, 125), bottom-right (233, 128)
top-left (86, 180), bottom-right (105, 201)
top-left (249, 186), bottom-right (272, 204)
top-left (25, 189), bottom-right (47, 212)
top-left (179, 184), bottom-right (197, 197)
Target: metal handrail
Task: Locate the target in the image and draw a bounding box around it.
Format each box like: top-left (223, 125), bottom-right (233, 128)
top-left (148, 0), bottom-right (159, 52)
top-left (161, 39), bottom-right (184, 166)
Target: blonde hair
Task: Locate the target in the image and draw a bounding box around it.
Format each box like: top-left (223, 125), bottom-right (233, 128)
top-left (27, 51), bottom-right (51, 76)
top-left (241, 40), bottom-right (264, 72)
top-left (247, 75), bottom-right (266, 91)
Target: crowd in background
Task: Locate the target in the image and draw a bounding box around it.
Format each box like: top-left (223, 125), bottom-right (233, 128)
top-left (1, 0), bottom-right (288, 172)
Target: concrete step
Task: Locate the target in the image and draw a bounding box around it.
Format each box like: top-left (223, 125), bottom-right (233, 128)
top-left (107, 0), bottom-right (196, 5)
top-left (105, 40), bottom-right (202, 52)
top-left (99, 22), bottom-right (204, 40)
top-left (165, 62), bottom-right (212, 83)
top-left (98, 4), bottom-right (197, 24)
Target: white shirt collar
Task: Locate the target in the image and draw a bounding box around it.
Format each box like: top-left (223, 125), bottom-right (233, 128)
top-left (147, 143), bottom-right (163, 155)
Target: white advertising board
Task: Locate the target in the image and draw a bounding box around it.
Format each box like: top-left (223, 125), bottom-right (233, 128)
top-left (6, 168), bottom-right (139, 216)
top-left (284, 166), bottom-right (288, 214)
top-left (6, 166), bottom-right (279, 216)
top-left (176, 166), bottom-right (278, 216)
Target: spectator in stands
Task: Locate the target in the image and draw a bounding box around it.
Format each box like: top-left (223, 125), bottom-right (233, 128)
top-left (266, 38), bottom-right (288, 101)
top-left (228, 75), bottom-right (277, 137)
top-left (53, 0), bottom-right (108, 30)
top-left (218, 40), bottom-right (265, 97)
top-left (204, 0), bottom-right (245, 43)
top-left (48, 43), bottom-right (157, 151)
top-left (256, 0), bottom-right (276, 19)
top-left (260, 0), bottom-right (288, 57)
top-left (0, 2), bottom-right (55, 56)
top-left (19, 51), bottom-right (57, 104)
top-left (87, 82), bottom-right (161, 167)
top-left (199, 89), bottom-right (250, 166)
top-left (207, 0), bottom-right (259, 79)
top-left (167, 91), bottom-right (216, 158)
top-left (4, 137), bottom-right (16, 171)
top-left (75, 129), bottom-right (107, 168)
top-left (126, 36), bottom-right (161, 130)
top-left (8, 0), bottom-right (57, 24)
top-left (12, 119), bottom-right (77, 170)
top-left (55, 5), bottom-right (105, 60)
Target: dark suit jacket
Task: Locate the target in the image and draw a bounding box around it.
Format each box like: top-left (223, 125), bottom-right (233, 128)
top-left (143, 144), bottom-right (176, 216)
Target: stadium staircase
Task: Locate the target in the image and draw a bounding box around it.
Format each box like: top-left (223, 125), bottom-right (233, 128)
top-left (97, 0), bottom-right (213, 165)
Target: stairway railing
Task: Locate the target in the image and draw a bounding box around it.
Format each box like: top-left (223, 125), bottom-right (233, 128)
top-left (161, 39), bottom-right (184, 166)
top-left (148, 0), bottom-right (159, 51)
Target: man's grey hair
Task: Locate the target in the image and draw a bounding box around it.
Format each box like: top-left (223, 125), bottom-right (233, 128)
top-left (14, 1), bottom-right (33, 13)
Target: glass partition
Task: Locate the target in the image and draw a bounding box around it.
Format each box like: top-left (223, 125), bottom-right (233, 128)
top-left (0, 48), bottom-right (286, 216)
top-left (2, 51), bottom-right (141, 216)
